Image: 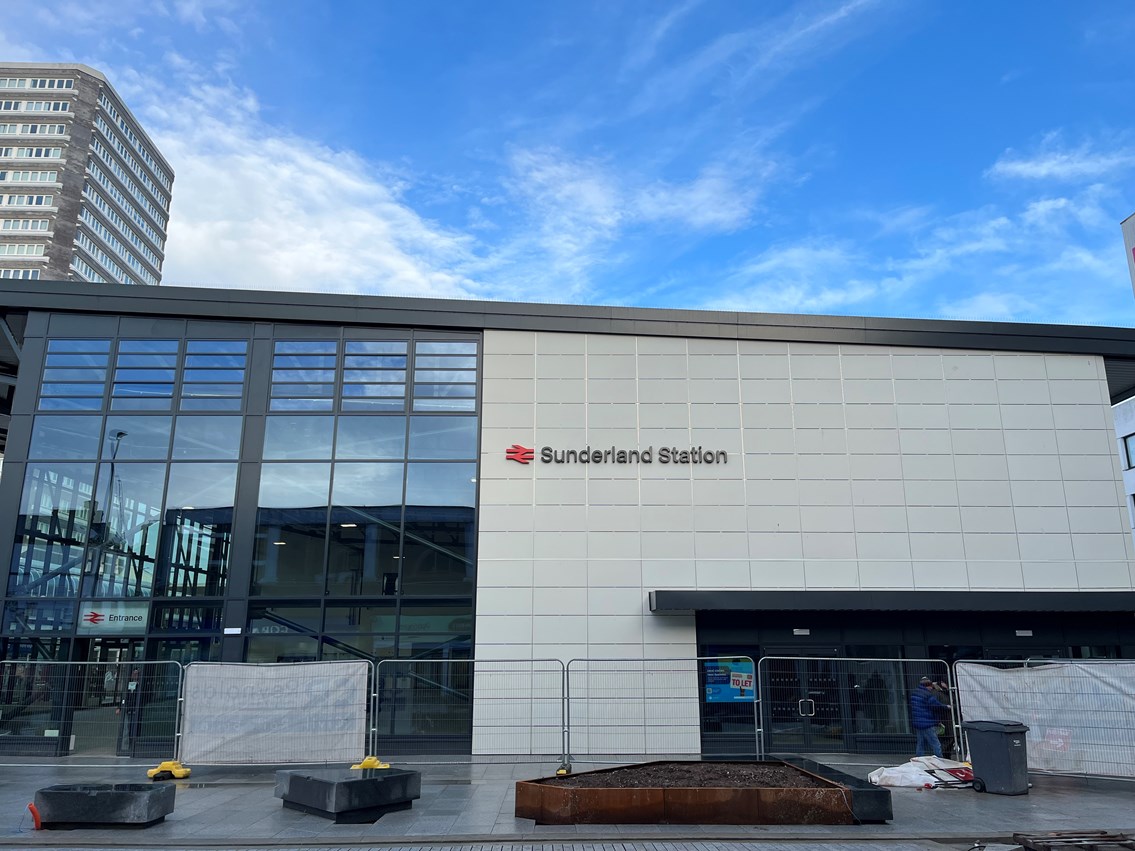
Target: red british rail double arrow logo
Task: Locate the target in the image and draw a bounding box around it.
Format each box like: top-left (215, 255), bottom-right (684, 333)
top-left (505, 444), bottom-right (535, 464)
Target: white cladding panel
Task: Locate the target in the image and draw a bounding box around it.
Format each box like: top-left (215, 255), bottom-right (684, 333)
top-left (477, 331), bottom-right (1135, 663)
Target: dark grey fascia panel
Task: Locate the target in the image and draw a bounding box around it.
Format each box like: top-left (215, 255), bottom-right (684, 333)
top-left (6, 278), bottom-right (1135, 359)
top-left (649, 589), bottom-right (1135, 613)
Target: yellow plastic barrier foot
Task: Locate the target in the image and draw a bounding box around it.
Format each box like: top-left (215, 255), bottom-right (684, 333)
top-left (147, 760), bottom-right (191, 781)
top-left (350, 756), bottom-right (390, 770)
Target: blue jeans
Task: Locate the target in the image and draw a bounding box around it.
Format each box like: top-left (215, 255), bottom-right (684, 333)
top-left (915, 725), bottom-right (942, 758)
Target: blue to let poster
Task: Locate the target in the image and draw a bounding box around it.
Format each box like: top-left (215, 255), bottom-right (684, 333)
top-left (704, 659), bottom-right (754, 702)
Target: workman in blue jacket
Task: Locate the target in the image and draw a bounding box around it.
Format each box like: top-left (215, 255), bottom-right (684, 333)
top-left (910, 676), bottom-right (949, 758)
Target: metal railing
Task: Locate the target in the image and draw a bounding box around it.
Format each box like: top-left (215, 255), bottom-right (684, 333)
top-left (565, 656), bottom-right (759, 764)
top-left (0, 659), bottom-right (183, 760)
top-left (756, 656), bottom-right (959, 759)
top-left (375, 658), bottom-right (566, 760)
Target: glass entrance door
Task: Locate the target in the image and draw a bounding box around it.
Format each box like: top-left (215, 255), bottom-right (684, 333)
top-left (80, 638), bottom-right (144, 756)
top-left (761, 652), bottom-right (845, 754)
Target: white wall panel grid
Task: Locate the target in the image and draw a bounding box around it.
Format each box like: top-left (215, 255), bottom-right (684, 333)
top-left (476, 331), bottom-right (1135, 661)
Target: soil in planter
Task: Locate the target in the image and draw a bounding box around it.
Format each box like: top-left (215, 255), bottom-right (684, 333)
top-left (541, 762), bottom-right (828, 789)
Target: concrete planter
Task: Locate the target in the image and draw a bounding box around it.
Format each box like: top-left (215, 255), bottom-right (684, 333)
top-left (34, 783), bottom-right (175, 829)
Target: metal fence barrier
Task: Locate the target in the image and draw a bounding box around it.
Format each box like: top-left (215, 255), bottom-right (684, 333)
top-left (0, 659), bottom-right (182, 760)
top-left (374, 658), bottom-right (566, 760)
top-left (955, 659), bottom-right (1135, 779)
top-left (565, 656), bottom-right (758, 764)
top-left (757, 656), bottom-right (959, 759)
top-left (177, 660), bottom-right (373, 765)
top-left (1, 654), bottom-right (977, 767)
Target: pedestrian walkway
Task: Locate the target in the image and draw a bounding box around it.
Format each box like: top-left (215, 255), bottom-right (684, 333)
top-left (0, 754), bottom-right (1131, 847)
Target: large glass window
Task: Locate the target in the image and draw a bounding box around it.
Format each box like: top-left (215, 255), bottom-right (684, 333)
top-left (101, 416), bottom-right (171, 460)
top-left (110, 340), bottom-right (178, 411)
top-left (39, 339), bottom-right (109, 410)
top-left (156, 463), bottom-right (237, 597)
top-left (407, 416), bottom-right (477, 459)
top-left (327, 463), bottom-right (404, 596)
top-left (401, 463), bottom-right (476, 596)
top-left (270, 341), bottom-right (338, 411)
top-left (84, 461), bottom-right (165, 597)
top-left (343, 340), bottom-right (407, 412)
top-left (335, 416), bottom-right (405, 459)
top-left (181, 339), bottom-right (248, 411)
top-left (263, 415), bottom-right (334, 460)
top-left (251, 463), bottom-right (331, 596)
top-left (8, 463), bottom-right (96, 597)
top-left (28, 415), bottom-right (100, 459)
top-left (172, 416), bottom-right (242, 460)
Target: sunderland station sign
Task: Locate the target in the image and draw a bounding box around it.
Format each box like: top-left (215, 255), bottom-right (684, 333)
top-left (507, 444), bottom-right (728, 465)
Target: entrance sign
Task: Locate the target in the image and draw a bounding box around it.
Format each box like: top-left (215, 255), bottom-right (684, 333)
top-left (77, 601), bottom-right (150, 635)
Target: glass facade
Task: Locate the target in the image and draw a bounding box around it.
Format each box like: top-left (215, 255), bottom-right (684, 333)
top-left (1, 323), bottom-right (480, 672)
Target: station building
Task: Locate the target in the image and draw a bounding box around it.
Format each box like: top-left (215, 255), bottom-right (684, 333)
top-left (1, 280), bottom-right (1134, 752)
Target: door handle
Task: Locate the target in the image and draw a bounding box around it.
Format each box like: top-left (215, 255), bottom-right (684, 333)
top-left (804, 699), bottom-right (816, 717)
top-left (797, 699), bottom-right (807, 717)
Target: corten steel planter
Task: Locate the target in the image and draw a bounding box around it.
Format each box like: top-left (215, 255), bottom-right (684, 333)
top-left (515, 760), bottom-right (866, 825)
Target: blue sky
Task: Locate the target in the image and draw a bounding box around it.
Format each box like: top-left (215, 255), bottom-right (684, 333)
top-left (4, 0), bottom-right (1135, 324)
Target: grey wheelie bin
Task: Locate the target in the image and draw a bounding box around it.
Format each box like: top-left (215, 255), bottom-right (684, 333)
top-left (962, 720), bottom-right (1029, 795)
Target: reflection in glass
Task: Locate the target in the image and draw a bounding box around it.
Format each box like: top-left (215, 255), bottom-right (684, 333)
top-left (399, 601), bottom-right (474, 636)
top-left (251, 463), bottom-right (331, 596)
top-left (322, 634), bottom-right (395, 662)
top-left (248, 603), bottom-right (321, 634)
top-left (324, 604), bottom-right (396, 633)
top-left (345, 341), bottom-right (407, 355)
top-left (187, 340), bottom-right (248, 354)
top-left (151, 604), bottom-right (223, 631)
top-left (102, 416), bottom-right (172, 460)
top-left (263, 416), bottom-right (333, 460)
top-left (402, 463), bottom-right (475, 596)
top-left (28, 416), bottom-right (100, 460)
top-left (47, 339), bottom-right (111, 353)
top-left (85, 462), bottom-right (166, 597)
top-left (38, 397), bottom-right (103, 411)
top-left (8, 463), bottom-right (96, 597)
top-left (156, 463), bottom-right (237, 597)
top-left (152, 638), bottom-right (220, 663)
top-left (407, 416), bottom-right (477, 459)
top-left (415, 341), bottom-right (477, 355)
top-left (119, 340), bottom-right (178, 353)
top-left (246, 634), bottom-right (319, 662)
top-left (172, 416), bottom-right (243, 459)
top-left (2, 599), bottom-right (77, 632)
top-left (327, 463), bottom-right (403, 596)
top-left (335, 416), bottom-right (406, 459)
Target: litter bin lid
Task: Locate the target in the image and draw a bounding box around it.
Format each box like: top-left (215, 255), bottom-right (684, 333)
top-left (962, 720), bottom-right (1029, 733)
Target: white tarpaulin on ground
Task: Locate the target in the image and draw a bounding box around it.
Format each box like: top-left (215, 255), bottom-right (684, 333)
top-left (955, 661), bottom-right (1135, 778)
top-left (179, 661), bottom-right (369, 765)
top-left (869, 756), bottom-right (971, 787)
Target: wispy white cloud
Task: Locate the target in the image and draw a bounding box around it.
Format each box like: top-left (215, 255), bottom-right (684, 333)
top-left (620, 0), bottom-right (704, 76)
top-left (630, 0), bottom-right (881, 115)
top-left (700, 181), bottom-right (1129, 323)
top-left (986, 132), bottom-right (1135, 181)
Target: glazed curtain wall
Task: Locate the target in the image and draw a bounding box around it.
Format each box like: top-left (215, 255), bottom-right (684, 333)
top-left (2, 322), bottom-right (480, 665)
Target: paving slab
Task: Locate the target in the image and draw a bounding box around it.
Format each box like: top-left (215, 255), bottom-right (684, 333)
top-left (0, 754), bottom-right (1132, 847)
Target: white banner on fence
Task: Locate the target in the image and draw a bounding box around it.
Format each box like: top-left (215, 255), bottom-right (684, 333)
top-left (179, 661), bottom-right (369, 765)
top-left (956, 661), bottom-right (1135, 778)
